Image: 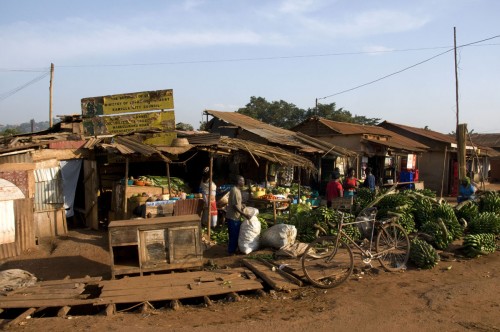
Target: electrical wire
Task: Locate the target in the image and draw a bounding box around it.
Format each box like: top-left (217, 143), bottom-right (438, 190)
top-left (0, 71), bottom-right (50, 102)
top-left (318, 34), bottom-right (500, 100)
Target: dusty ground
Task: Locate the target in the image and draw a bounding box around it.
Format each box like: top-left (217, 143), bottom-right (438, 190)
top-left (0, 184), bottom-right (499, 332)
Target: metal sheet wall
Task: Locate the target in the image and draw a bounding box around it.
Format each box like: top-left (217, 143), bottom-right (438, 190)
top-left (0, 153), bottom-right (33, 164)
top-left (0, 198), bottom-right (35, 260)
top-left (34, 167), bottom-right (64, 212)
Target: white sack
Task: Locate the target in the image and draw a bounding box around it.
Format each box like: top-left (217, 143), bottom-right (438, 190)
top-left (261, 224), bottom-right (297, 249)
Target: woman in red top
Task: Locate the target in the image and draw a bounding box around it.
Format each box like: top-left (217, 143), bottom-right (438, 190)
top-left (343, 168), bottom-right (358, 197)
top-left (326, 172), bottom-right (343, 208)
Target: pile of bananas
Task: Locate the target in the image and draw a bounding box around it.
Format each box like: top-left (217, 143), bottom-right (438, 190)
top-left (479, 191), bottom-right (500, 214)
top-left (409, 238), bottom-right (440, 269)
top-left (454, 200), bottom-right (479, 225)
top-left (420, 219), bottom-right (452, 250)
top-left (468, 212), bottom-right (500, 235)
top-left (433, 203), bottom-right (463, 240)
top-left (462, 233), bottom-right (497, 258)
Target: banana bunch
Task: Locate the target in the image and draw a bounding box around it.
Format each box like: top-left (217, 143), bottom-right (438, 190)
top-left (411, 195), bottom-right (435, 229)
top-left (454, 200), bottom-right (479, 225)
top-left (420, 219), bottom-right (452, 250)
top-left (433, 203), bottom-right (463, 240)
top-left (409, 238), bottom-right (440, 269)
top-left (479, 191), bottom-right (500, 214)
top-left (468, 212), bottom-right (500, 235)
top-left (462, 233), bottom-right (497, 258)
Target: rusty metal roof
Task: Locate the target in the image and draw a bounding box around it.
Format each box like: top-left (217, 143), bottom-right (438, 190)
top-left (317, 118), bottom-right (391, 136)
top-left (204, 110), bottom-right (356, 157)
top-left (205, 110), bottom-right (315, 148)
top-left (380, 121), bottom-right (456, 144)
top-left (309, 117), bottom-right (428, 152)
top-left (218, 137), bottom-right (317, 172)
top-left (469, 133), bottom-right (500, 148)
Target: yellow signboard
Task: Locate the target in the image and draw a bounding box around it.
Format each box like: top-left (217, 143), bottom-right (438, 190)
top-left (81, 89), bottom-right (174, 117)
top-left (83, 111), bottom-right (175, 136)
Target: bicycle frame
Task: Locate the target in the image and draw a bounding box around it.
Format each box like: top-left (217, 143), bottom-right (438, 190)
top-left (333, 209), bottom-right (396, 261)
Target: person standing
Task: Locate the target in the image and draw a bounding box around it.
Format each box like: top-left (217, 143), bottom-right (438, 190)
top-left (200, 167), bottom-right (218, 228)
top-left (363, 167), bottom-right (376, 192)
top-left (225, 175), bottom-right (250, 255)
top-left (326, 172), bottom-right (343, 208)
top-left (343, 168), bottom-right (358, 197)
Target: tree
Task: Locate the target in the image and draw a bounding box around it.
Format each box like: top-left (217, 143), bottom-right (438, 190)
top-left (1, 128), bottom-right (20, 137)
top-left (305, 102), bottom-right (380, 125)
top-left (237, 96), bottom-right (306, 129)
top-left (175, 122), bottom-right (194, 131)
top-left (237, 97), bottom-right (380, 128)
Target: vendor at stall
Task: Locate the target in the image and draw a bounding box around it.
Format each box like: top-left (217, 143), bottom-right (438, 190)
top-left (200, 167), bottom-right (218, 228)
top-left (226, 175), bottom-right (251, 255)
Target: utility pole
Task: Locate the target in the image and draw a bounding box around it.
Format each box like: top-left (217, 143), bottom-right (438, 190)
top-left (454, 27), bottom-right (467, 181)
top-left (315, 98), bottom-right (318, 116)
top-left (49, 63), bottom-right (54, 127)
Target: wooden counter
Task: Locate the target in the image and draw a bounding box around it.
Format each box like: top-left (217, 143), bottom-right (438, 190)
top-left (108, 214), bottom-right (203, 278)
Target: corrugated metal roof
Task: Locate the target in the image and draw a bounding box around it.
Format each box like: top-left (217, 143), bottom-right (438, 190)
top-left (205, 110), bottom-right (316, 149)
top-left (469, 133), bottom-right (500, 148)
top-left (318, 118), bottom-right (391, 136)
top-left (380, 121), bottom-right (456, 144)
top-left (218, 137), bottom-right (317, 172)
top-left (204, 110), bottom-right (356, 157)
top-left (298, 117), bottom-right (428, 152)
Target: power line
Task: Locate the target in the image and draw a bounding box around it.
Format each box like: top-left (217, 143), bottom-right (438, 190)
top-left (0, 43), bottom-right (498, 72)
top-left (318, 34), bottom-right (500, 100)
top-left (0, 71), bottom-right (50, 102)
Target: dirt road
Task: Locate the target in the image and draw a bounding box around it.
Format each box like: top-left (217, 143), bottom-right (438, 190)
top-left (1, 226), bottom-right (499, 332)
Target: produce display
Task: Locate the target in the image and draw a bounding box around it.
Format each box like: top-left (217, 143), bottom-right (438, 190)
top-left (409, 238), bottom-right (440, 269)
top-left (468, 212), bottom-right (500, 235)
top-left (462, 233), bottom-right (497, 257)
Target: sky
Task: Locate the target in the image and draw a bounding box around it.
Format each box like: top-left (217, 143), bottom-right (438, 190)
top-left (0, 0), bottom-right (499, 134)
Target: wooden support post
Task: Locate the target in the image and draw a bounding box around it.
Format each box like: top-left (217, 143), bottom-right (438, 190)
top-left (4, 307), bottom-right (36, 329)
top-left (57, 306), bottom-right (71, 317)
top-left (203, 295), bottom-right (213, 307)
top-left (124, 158), bottom-right (129, 219)
top-left (170, 299), bottom-right (181, 311)
top-left (227, 292), bottom-right (241, 302)
top-left (457, 123), bottom-right (467, 181)
top-left (105, 304), bottom-right (115, 316)
top-left (166, 162), bottom-right (172, 197)
top-left (207, 154), bottom-right (214, 238)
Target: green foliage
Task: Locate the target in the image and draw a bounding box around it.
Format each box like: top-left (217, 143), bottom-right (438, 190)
top-left (410, 238), bottom-right (440, 269)
top-left (236, 96), bottom-right (380, 129)
top-left (208, 227), bottom-right (228, 244)
top-left (175, 122), bottom-right (194, 131)
top-left (468, 212), bottom-right (500, 235)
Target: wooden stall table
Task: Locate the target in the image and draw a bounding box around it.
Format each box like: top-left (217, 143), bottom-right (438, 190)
top-left (270, 198), bottom-right (291, 225)
top-left (381, 181), bottom-right (424, 190)
top-left (247, 197), bottom-right (291, 225)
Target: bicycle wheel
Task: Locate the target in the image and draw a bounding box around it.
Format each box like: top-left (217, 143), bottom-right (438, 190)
top-left (301, 236), bottom-right (354, 288)
top-left (376, 223), bottom-right (410, 271)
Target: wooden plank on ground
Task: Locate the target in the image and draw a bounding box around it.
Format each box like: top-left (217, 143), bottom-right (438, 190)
top-left (0, 298), bottom-right (97, 309)
top-left (97, 278), bottom-right (262, 304)
top-left (2, 307), bottom-right (36, 329)
top-left (241, 259), bottom-right (301, 292)
top-left (98, 269), bottom-right (252, 291)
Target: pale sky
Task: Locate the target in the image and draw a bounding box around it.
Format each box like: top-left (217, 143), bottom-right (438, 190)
top-left (1, 0), bottom-right (499, 133)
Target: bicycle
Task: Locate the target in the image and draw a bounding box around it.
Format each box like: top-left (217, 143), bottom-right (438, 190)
top-left (301, 207), bottom-right (410, 288)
